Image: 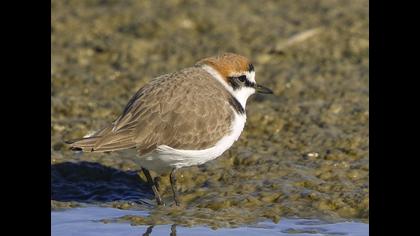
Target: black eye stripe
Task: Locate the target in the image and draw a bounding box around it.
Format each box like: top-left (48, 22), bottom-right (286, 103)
top-left (227, 76), bottom-right (240, 90)
top-left (227, 76), bottom-right (255, 90)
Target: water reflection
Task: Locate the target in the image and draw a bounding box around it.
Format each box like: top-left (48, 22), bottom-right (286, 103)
top-left (142, 224), bottom-right (177, 236)
top-left (170, 224), bottom-right (177, 236)
top-left (51, 207), bottom-right (369, 236)
top-left (142, 225), bottom-right (153, 236)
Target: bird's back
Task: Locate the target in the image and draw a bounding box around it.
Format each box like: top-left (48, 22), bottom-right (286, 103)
top-left (68, 66), bottom-right (237, 154)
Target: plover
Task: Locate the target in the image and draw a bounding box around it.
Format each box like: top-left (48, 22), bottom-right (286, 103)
top-left (67, 53), bottom-right (273, 206)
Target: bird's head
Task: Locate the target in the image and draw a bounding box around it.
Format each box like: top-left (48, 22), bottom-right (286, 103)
top-left (197, 52), bottom-right (272, 108)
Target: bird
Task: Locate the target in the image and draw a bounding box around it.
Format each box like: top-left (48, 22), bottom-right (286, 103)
top-left (67, 52), bottom-right (273, 206)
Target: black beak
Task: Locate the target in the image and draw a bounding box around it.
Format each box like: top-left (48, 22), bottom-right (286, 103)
top-left (254, 84), bottom-right (273, 94)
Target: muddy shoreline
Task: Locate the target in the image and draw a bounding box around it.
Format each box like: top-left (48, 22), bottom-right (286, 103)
top-left (52, 0), bottom-right (368, 228)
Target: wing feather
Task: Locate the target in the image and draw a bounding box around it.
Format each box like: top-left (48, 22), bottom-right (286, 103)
top-left (69, 67), bottom-right (234, 154)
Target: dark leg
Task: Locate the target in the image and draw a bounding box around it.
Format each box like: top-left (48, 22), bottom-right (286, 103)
top-left (154, 176), bottom-right (161, 192)
top-left (170, 224), bottom-right (177, 236)
top-left (142, 225), bottom-right (154, 236)
top-left (170, 168), bottom-right (180, 206)
top-left (142, 167), bottom-right (164, 206)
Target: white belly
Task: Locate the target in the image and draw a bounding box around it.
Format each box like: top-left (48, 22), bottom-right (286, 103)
top-left (136, 112), bottom-right (246, 174)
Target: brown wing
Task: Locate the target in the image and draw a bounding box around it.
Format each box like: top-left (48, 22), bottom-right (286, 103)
top-left (69, 67), bottom-right (234, 154)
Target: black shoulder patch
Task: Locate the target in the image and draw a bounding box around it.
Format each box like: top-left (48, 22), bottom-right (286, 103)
top-left (228, 95), bottom-right (245, 114)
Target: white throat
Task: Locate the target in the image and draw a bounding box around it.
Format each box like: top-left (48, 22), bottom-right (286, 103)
top-left (201, 65), bottom-right (255, 109)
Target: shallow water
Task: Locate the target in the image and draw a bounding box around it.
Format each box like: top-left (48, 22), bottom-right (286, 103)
top-left (51, 207), bottom-right (368, 236)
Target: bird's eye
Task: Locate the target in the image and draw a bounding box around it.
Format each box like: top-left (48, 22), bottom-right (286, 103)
top-left (237, 75), bottom-right (247, 82)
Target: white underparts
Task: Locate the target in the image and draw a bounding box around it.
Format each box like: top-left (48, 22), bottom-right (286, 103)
top-left (137, 112), bottom-right (246, 173)
top-left (136, 65), bottom-right (255, 173)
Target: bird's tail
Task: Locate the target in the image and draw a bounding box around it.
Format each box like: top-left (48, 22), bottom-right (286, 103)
top-left (65, 123), bottom-right (138, 153)
top-left (65, 136), bottom-right (101, 152)
top-left (66, 135), bottom-right (137, 152)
